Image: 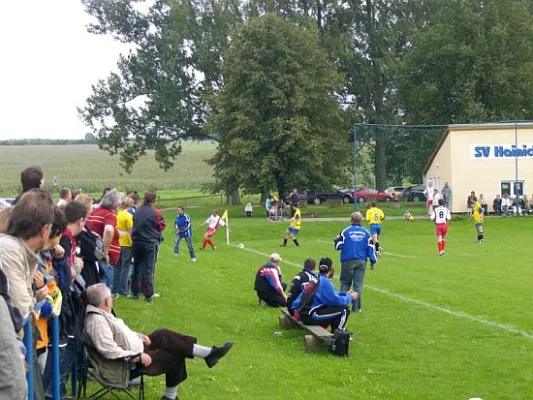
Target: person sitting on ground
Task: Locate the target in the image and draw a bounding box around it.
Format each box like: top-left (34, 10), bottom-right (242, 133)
top-left (254, 253), bottom-right (287, 307)
top-left (286, 258), bottom-right (317, 315)
top-left (84, 283), bottom-right (233, 400)
top-left (56, 187), bottom-right (72, 208)
top-left (291, 257), bottom-right (357, 333)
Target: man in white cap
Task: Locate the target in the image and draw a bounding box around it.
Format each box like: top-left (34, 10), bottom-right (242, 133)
top-left (254, 253), bottom-right (287, 307)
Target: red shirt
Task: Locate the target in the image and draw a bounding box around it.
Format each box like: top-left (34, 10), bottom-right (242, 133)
top-left (86, 207), bottom-right (121, 265)
top-left (62, 227), bottom-right (77, 267)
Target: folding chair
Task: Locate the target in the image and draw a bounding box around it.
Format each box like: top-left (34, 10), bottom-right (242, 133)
top-left (77, 345), bottom-right (146, 400)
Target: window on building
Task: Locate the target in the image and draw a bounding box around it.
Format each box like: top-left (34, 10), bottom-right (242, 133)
top-left (501, 181), bottom-right (525, 196)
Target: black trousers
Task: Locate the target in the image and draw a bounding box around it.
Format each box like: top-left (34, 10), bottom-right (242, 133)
top-left (301, 305), bottom-right (350, 332)
top-left (131, 241), bottom-right (158, 298)
top-left (130, 329), bottom-right (196, 387)
top-left (257, 284), bottom-right (287, 307)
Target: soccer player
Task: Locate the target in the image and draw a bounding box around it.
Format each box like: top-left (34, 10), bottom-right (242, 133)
top-left (472, 196), bottom-right (484, 243)
top-left (200, 210), bottom-right (227, 250)
top-left (365, 201), bottom-right (384, 255)
top-left (280, 204), bottom-right (301, 247)
top-left (431, 198), bottom-right (451, 255)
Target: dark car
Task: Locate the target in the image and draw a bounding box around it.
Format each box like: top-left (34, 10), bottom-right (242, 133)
top-left (403, 185), bottom-right (426, 202)
top-left (305, 190), bottom-right (353, 205)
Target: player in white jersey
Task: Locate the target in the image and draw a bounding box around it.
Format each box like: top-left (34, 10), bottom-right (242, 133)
top-left (430, 198), bottom-right (451, 256)
top-left (200, 210), bottom-right (227, 250)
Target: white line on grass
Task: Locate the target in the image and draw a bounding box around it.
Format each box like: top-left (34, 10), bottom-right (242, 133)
top-left (315, 239), bottom-right (419, 258)
top-left (233, 244), bottom-right (533, 340)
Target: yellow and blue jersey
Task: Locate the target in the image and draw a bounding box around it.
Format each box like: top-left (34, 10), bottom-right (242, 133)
top-left (473, 202), bottom-right (484, 224)
top-left (290, 208), bottom-right (301, 230)
top-left (366, 207), bottom-right (385, 225)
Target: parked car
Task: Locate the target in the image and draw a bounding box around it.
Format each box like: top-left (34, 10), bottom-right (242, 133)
top-left (403, 185), bottom-right (426, 202)
top-left (305, 190), bottom-right (353, 205)
top-left (352, 187), bottom-right (394, 203)
top-left (0, 198), bottom-right (15, 209)
top-left (384, 187), bottom-right (405, 199)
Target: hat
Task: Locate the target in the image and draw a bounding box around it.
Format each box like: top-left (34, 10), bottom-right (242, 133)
top-left (269, 253), bottom-right (282, 262)
top-left (318, 257), bottom-right (333, 273)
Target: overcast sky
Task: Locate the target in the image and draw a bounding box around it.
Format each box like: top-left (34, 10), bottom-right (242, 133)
top-left (0, 0), bottom-right (128, 140)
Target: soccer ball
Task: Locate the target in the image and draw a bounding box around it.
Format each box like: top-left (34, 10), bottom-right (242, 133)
top-left (237, 243), bottom-right (245, 249)
top-left (409, 216), bottom-right (414, 222)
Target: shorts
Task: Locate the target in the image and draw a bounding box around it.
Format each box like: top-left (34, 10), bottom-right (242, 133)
top-left (288, 228), bottom-right (300, 235)
top-left (427, 200), bottom-right (432, 206)
top-left (475, 223), bottom-right (483, 228)
top-left (207, 227), bottom-right (217, 236)
top-left (435, 224), bottom-right (448, 237)
top-left (369, 224), bottom-right (382, 236)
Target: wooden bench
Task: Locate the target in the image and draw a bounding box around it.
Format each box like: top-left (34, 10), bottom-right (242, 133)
top-left (279, 308), bottom-right (334, 352)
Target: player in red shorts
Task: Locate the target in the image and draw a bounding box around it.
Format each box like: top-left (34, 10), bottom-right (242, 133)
top-left (200, 210), bottom-right (228, 250)
top-left (431, 198), bottom-right (451, 256)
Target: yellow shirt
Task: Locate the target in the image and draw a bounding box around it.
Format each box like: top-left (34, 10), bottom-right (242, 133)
top-left (116, 209), bottom-right (133, 247)
top-left (366, 207), bottom-right (385, 225)
top-left (290, 208), bottom-right (301, 230)
top-left (473, 202), bottom-right (484, 223)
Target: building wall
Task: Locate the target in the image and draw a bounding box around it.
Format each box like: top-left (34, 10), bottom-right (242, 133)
top-left (426, 125), bottom-right (533, 213)
top-left (425, 132), bottom-right (453, 207)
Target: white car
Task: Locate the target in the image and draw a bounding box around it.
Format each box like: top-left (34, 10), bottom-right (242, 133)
top-left (0, 198), bottom-right (15, 209)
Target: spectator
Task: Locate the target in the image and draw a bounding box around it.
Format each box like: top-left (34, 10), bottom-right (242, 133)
top-left (13, 165), bottom-right (44, 205)
top-left (174, 206), bottom-right (196, 262)
top-left (423, 181), bottom-right (434, 216)
top-left (525, 194), bottom-right (532, 215)
top-left (265, 196), bottom-right (273, 218)
top-left (502, 194), bottom-right (510, 216)
top-left (492, 194), bottom-right (502, 215)
top-left (286, 258), bottom-right (317, 315)
top-left (114, 197), bottom-right (134, 298)
top-left (0, 207), bottom-right (11, 233)
top-left (74, 193), bottom-right (94, 215)
top-left (255, 253), bottom-right (287, 307)
top-left (84, 284), bottom-right (233, 400)
top-left (56, 187), bottom-right (72, 208)
top-left (289, 188), bottom-right (300, 217)
top-left (432, 188), bottom-right (440, 210)
top-left (72, 189), bottom-right (82, 199)
top-left (86, 190), bottom-right (123, 291)
top-left (131, 191), bottom-right (166, 303)
top-left (0, 189), bottom-right (54, 316)
top-left (441, 182), bottom-right (452, 210)
top-left (93, 187), bottom-right (113, 209)
top-left (334, 212), bottom-right (378, 312)
top-left (291, 257), bottom-right (357, 332)
top-left (479, 194), bottom-right (488, 215)
top-left (244, 202), bottom-right (253, 218)
top-left (128, 191), bottom-right (141, 215)
top-left (467, 191), bottom-right (475, 216)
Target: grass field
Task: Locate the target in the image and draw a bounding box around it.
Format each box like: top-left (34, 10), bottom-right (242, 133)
top-left (110, 209), bottom-right (533, 400)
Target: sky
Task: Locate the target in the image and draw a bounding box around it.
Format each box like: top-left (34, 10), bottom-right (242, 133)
top-left (0, 0), bottom-right (129, 140)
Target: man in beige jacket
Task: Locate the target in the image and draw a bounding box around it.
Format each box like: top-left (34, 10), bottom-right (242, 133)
top-left (84, 284), bottom-right (233, 400)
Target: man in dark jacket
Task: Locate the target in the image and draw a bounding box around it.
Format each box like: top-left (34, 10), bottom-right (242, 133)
top-left (286, 258), bottom-right (317, 315)
top-left (254, 253), bottom-right (287, 307)
top-left (13, 165), bottom-right (44, 205)
top-left (131, 191), bottom-right (166, 303)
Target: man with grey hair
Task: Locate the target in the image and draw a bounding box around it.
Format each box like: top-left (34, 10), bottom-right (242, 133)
top-left (334, 212), bottom-right (378, 312)
top-left (84, 283), bottom-right (233, 400)
top-left (86, 190), bottom-right (123, 292)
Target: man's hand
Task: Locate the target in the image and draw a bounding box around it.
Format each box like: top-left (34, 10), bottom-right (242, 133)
top-left (139, 334), bottom-right (151, 346)
top-left (370, 263), bottom-right (375, 271)
top-left (347, 290), bottom-right (358, 300)
top-left (33, 271), bottom-right (45, 289)
top-left (53, 245), bottom-right (65, 259)
top-left (138, 353), bottom-right (152, 367)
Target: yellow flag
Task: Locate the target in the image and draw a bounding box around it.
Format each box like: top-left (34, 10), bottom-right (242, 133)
top-left (221, 210), bottom-right (228, 220)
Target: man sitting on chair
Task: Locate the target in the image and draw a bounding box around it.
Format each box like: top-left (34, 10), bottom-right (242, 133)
top-left (84, 284), bottom-right (233, 400)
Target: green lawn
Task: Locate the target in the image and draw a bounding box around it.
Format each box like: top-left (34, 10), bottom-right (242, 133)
top-left (108, 210), bottom-right (533, 400)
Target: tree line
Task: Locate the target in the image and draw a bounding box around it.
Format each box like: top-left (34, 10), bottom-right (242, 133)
top-left (79, 0), bottom-right (533, 198)
top-left (0, 134), bottom-right (97, 146)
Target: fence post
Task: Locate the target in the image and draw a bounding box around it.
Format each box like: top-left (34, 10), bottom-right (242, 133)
top-left (353, 123), bottom-right (358, 212)
top-left (23, 318), bottom-right (34, 400)
top-left (51, 316), bottom-right (60, 400)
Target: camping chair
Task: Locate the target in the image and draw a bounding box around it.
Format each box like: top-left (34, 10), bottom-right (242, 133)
top-left (77, 344), bottom-right (146, 400)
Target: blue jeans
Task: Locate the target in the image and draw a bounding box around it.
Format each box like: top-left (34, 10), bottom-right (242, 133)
top-left (174, 235), bottom-right (196, 259)
top-left (43, 336), bottom-right (81, 397)
top-left (113, 247), bottom-right (133, 295)
top-left (98, 260), bottom-right (114, 290)
top-left (339, 259), bottom-right (367, 312)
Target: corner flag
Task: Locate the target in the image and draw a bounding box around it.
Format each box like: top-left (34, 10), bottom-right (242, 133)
top-left (221, 209), bottom-right (229, 244)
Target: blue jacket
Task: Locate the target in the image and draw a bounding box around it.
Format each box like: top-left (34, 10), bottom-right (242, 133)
top-left (335, 224), bottom-right (378, 264)
top-left (175, 213), bottom-right (192, 238)
top-left (291, 273), bottom-right (352, 312)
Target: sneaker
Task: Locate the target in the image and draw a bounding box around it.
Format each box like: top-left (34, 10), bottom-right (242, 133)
top-left (153, 293), bottom-right (160, 298)
top-left (145, 296), bottom-right (153, 303)
top-left (111, 293), bottom-right (120, 300)
top-left (130, 294), bottom-right (139, 300)
top-left (199, 247), bottom-right (205, 251)
top-left (205, 341), bottom-right (234, 369)
top-left (439, 250), bottom-right (444, 256)
top-left (174, 253), bottom-right (179, 256)
top-left (212, 246), bottom-right (216, 250)
top-left (279, 243), bottom-right (286, 247)
top-left (191, 258), bottom-right (197, 262)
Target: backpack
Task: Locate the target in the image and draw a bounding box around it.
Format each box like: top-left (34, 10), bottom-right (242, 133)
top-left (297, 278), bottom-right (320, 315)
top-left (331, 329), bottom-right (351, 357)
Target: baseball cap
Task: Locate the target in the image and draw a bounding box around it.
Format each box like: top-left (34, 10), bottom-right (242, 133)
top-left (318, 257), bottom-right (333, 273)
top-left (269, 253), bottom-right (282, 262)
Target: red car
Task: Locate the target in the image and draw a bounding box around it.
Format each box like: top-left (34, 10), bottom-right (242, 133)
top-left (352, 187), bottom-right (394, 203)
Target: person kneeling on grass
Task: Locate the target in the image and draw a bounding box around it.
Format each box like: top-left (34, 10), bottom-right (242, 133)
top-left (291, 258), bottom-right (357, 333)
top-left (84, 284), bottom-right (233, 400)
top-left (254, 253), bottom-right (287, 307)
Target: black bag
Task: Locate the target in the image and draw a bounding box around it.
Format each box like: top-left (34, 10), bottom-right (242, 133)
top-left (297, 279), bottom-right (320, 315)
top-left (331, 329), bottom-right (351, 357)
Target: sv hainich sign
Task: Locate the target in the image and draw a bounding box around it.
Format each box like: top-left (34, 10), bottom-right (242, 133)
top-left (470, 144), bottom-right (533, 159)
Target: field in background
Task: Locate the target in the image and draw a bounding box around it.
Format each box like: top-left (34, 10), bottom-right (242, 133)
top-left (113, 210), bottom-right (533, 399)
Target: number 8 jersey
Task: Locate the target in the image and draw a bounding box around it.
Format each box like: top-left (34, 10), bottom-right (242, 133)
top-left (431, 206), bottom-right (451, 225)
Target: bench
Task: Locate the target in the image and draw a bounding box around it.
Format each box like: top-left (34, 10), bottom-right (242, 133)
top-left (279, 308), bottom-right (334, 352)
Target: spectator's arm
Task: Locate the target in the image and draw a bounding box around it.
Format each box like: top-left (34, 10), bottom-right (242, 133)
top-left (0, 253), bottom-right (32, 317)
top-left (264, 270), bottom-right (286, 297)
top-left (334, 230), bottom-right (346, 250)
top-left (367, 238), bottom-right (378, 264)
top-left (321, 279), bottom-right (351, 307)
top-left (155, 209), bottom-right (166, 232)
top-left (103, 225), bottom-right (115, 255)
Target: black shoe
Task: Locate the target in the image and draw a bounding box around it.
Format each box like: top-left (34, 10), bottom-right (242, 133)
top-left (130, 294), bottom-right (139, 300)
top-left (199, 247), bottom-right (206, 251)
top-left (161, 396), bottom-right (178, 400)
top-left (205, 341), bottom-right (234, 369)
top-left (145, 296), bottom-right (153, 303)
top-left (279, 243), bottom-right (286, 247)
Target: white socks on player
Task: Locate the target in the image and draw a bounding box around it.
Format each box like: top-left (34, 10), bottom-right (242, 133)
top-left (192, 344), bottom-right (212, 358)
top-left (165, 386), bottom-right (178, 399)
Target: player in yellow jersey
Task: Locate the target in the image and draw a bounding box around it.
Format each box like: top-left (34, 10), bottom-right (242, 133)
top-left (280, 204), bottom-right (301, 247)
top-left (472, 196), bottom-right (484, 243)
top-left (365, 201), bottom-right (385, 255)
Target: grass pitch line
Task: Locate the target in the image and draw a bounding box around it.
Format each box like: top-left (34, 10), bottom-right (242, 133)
top-left (315, 239), bottom-right (419, 259)
top-left (232, 244), bottom-right (533, 341)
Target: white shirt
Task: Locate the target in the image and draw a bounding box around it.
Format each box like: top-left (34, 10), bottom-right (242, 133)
top-left (431, 206), bottom-right (451, 224)
top-left (205, 215), bottom-right (226, 229)
top-left (424, 186), bottom-right (433, 198)
top-left (432, 193), bottom-right (441, 206)
top-left (57, 198), bottom-right (68, 208)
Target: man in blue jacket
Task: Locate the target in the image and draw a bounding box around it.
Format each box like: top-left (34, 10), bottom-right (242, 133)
top-left (335, 212), bottom-right (378, 312)
top-left (174, 206), bottom-right (196, 262)
top-left (291, 258), bottom-right (358, 332)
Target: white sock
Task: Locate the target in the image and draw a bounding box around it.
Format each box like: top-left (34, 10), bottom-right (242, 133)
top-left (165, 386), bottom-right (178, 399)
top-left (192, 344), bottom-right (212, 358)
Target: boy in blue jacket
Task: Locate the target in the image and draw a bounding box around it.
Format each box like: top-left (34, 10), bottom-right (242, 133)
top-left (291, 258), bottom-right (358, 332)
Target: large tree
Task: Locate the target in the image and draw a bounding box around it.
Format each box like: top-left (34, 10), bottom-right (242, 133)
top-left (206, 13), bottom-right (349, 198)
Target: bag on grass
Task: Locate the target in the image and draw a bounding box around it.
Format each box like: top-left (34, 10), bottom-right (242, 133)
top-left (331, 329), bottom-right (351, 357)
